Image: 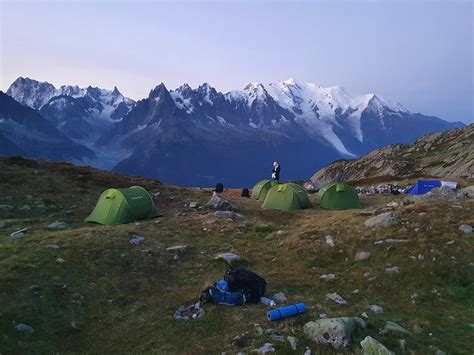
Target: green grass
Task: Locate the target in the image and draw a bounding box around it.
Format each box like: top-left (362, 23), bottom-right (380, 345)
top-left (0, 157), bottom-right (473, 354)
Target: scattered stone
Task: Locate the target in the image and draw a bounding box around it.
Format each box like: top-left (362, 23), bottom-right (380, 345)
top-left (214, 211), bottom-right (235, 219)
top-left (0, 222), bottom-right (4, 228)
top-left (129, 235), bottom-right (145, 246)
top-left (355, 251), bottom-right (371, 261)
top-left (56, 257), bottom-right (65, 263)
top-left (215, 252), bottom-right (241, 264)
top-left (166, 245), bottom-right (187, 253)
top-left (386, 201), bottom-right (399, 208)
top-left (0, 204), bottom-right (14, 211)
top-left (172, 254), bottom-right (180, 261)
top-left (457, 186), bottom-right (474, 199)
top-left (325, 235), bottom-right (335, 247)
top-left (287, 336), bottom-right (297, 350)
top-left (206, 192), bottom-right (234, 211)
top-left (173, 302), bottom-right (205, 321)
top-left (252, 343), bottom-right (275, 353)
top-left (368, 305), bottom-right (384, 314)
top-left (374, 240), bottom-right (384, 245)
top-left (360, 336), bottom-right (395, 355)
top-left (446, 240), bottom-right (455, 245)
top-left (273, 292), bottom-right (287, 303)
top-left (46, 244), bottom-right (60, 250)
top-left (70, 321), bottom-right (79, 330)
top-left (385, 266), bottom-right (400, 273)
top-left (48, 221), bottom-right (69, 230)
top-left (385, 239), bottom-right (409, 244)
top-left (304, 317), bottom-right (366, 349)
top-left (380, 321), bottom-right (411, 335)
top-left (364, 213), bottom-right (399, 228)
top-left (361, 312), bottom-right (369, 319)
top-left (357, 209), bottom-right (377, 216)
top-left (413, 324), bottom-right (423, 334)
top-left (10, 228), bottom-right (28, 239)
top-left (276, 230), bottom-right (287, 236)
top-left (15, 323), bottom-right (34, 334)
top-left (188, 201), bottom-right (199, 208)
top-left (399, 339), bottom-right (407, 352)
top-left (352, 289), bottom-right (360, 294)
top-left (459, 224), bottom-right (472, 233)
top-left (19, 205), bottom-right (31, 212)
top-left (30, 285), bottom-right (41, 292)
top-left (234, 332), bottom-right (252, 347)
top-left (414, 186), bottom-right (456, 203)
top-left (326, 293), bottom-right (347, 305)
top-left (434, 350), bottom-right (447, 355)
top-left (269, 334), bottom-right (285, 342)
top-left (320, 274), bottom-right (336, 280)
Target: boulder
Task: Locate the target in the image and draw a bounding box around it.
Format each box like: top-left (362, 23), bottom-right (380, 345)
top-left (215, 252), bottom-right (241, 264)
top-left (386, 201), bottom-right (399, 208)
top-left (304, 181), bottom-right (319, 192)
top-left (364, 213), bottom-right (398, 228)
top-left (326, 293), bottom-right (347, 305)
top-left (304, 317), bottom-right (366, 349)
top-left (206, 192), bottom-right (234, 211)
top-left (15, 323), bottom-right (34, 334)
top-left (414, 186), bottom-right (457, 203)
top-left (355, 251), bottom-right (371, 261)
top-left (214, 211), bottom-right (235, 219)
top-left (380, 321), bottom-right (411, 335)
top-left (368, 304), bottom-right (384, 314)
top-left (48, 221), bottom-right (69, 230)
top-left (459, 224), bottom-right (472, 234)
top-left (360, 336), bottom-right (395, 355)
top-left (456, 186), bottom-right (474, 199)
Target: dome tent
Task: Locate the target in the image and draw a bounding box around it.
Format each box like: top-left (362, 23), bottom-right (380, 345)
top-left (251, 179), bottom-right (281, 200)
top-left (261, 183), bottom-right (312, 211)
top-left (318, 183), bottom-right (360, 210)
top-left (85, 186), bottom-right (158, 225)
top-left (405, 180), bottom-right (441, 195)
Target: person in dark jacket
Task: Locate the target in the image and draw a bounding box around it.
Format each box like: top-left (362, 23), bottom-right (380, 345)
top-left (272, 161), bottom-right (280, 180)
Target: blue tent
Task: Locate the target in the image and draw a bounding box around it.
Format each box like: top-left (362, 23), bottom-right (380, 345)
top-left (406, 180), bottom-right (442, 195)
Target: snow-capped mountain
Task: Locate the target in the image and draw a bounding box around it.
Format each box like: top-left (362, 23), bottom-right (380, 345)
top-left (7, 77), bottom-right (135, 143)
top-left (0, 91), bottom-right (95, 161)
top-left (4, 77), bottom-right (464, 186)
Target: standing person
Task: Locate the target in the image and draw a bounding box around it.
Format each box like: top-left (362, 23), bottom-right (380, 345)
top-left (272, 161), bottom-right (280, 180)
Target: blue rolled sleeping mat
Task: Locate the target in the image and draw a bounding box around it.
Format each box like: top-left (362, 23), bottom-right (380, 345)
top-left (267, 303), bottom-right (306, 321)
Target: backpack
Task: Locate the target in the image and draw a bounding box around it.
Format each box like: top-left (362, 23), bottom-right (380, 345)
top-left (215, 183), bottom-right (224, 193)
top-left (241, 188), bottom-right (250, 198)
top-left (224, 268), bottom-right (266, 303)
top-left (200, 284), bottom-right (250, 306)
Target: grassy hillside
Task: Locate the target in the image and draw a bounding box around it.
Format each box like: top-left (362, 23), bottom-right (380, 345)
top-left (1, 157), bottom-right (473, 354)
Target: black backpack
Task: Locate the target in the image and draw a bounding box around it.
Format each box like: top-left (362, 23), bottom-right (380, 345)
top-left (224, 268), bottom-right (266, 303)
top-left (241, 188), bottom-right (250, 198)
top-left (215, 183), bottom-right (224, 193)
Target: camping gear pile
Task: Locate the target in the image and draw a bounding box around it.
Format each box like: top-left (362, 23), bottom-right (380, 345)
top-left (201, 268), bottom-right (267, 306)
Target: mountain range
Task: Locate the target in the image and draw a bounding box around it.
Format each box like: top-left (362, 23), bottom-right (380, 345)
top-left (2, 77), bottom-right (465, 186)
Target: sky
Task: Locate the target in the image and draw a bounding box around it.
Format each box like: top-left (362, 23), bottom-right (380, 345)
top-left (0, 0), bottom-right (472, 123)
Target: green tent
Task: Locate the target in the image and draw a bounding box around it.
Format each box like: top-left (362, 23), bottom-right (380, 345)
top-left (318, 183), bottom-right (360, 210)
top-left (85, 186), bottom-right (158, 225)
top-left (261, 183), bottom-right (312, 211)
top-left (251, 179), bottom-right (282, 200)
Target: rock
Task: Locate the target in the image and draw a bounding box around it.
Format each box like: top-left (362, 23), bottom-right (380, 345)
top-left (434, 350), bottom-right (447, 355)
top-left (166, 245), bottom-right (187, 253)
top-left (252, 343), bottom-right (275, 354)
top-left (48, 221), bottom-right (69, 230)
top-left (385, 266), bottom-right (400, 273)
top-left (368, 305), bottom-right (384, 314)
top-left (188, 202), bottom-right (199, 208)
top-left (0, 204), bottom-right (14, 211)
top-left (276, 230), bottom-right (287, 236)
top-left (304, 317), bottom-right (366, 349)
top-left (46, 244), bottom-right (60, 250)
top-left (303, 349), bottom-right (311, 355)
top-left (273, 292), bottom-right (287, 303)
top-left (459, 224), bottom-right (472, 233)
top-left (304, 181), bottom-right (319, 192)
top-left (320, 274), bottom-right (336, 280)
top-left (56, 258), bottom-right (65, 263)
top-left (269, 334), bottom-right (285, 342)
top-left (414, 186), bottom-right (457, 203)
top-left (214, 211), bottom-right (235, 219)
top-left (172, 255), bottom-right (180, 261)
top-left (380, 321), bottom-right (411, 335)
top-left (413, 324), bottom-right (423, 334)
top-left (174, 302), bottom-right (205, 321)
top-left (215, 252), bottom-right (241, 264)
top-left (233, 332), bottom-right (252, 347)
top-left (364, 213), bottom-right (398, 228)
top-left (10, 228), bottom-right (28, 239)
top-left (70, 321), bottom-right (79, 330)
top-left (15, 323), bottom-right (34, 334)
top-left (386, 201), bottom-right (399, 208)
top-left (19, 205), bottom-right (31, 212)
top-left (129, 235), bottom-right (145, 246)
top-left (360, 336), bottom-right (395, 355)
top-left (0, 222), bottom-right (4, 228)
top-left (30, 285), bottom-right (41, 292)
top-left (326, 293), bottom-right (347, 305)
top-left (361, 312), bottom-right (369, 319)
top-left (206, 192), bottom-right (234, 211)
top-left (357, 209), bottom-right (377, 216)
top-left (325, 235), bottom-right (335, 247)
top-left (457, 186), bottom-right (474, 199)
top-left (287, 336), bottom-right (297, 350)
top-left (399, 339), bottom-right (407, 352)
top-left (355, 251), bottom-right (371, 261)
